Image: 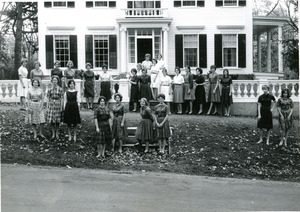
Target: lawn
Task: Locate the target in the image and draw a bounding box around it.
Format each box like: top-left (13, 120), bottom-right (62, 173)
top-left (1, 103), bottom-right (300, 182)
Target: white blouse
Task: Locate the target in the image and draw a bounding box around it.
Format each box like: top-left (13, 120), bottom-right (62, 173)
top-left (18, 66), bottom-right (28, 78)
top-left (173, 74), bottom-right (184, 84)
top-left (160, 75), bottom-right (172, 86)
top-left (157, 59), bottom-right (165, 70)
top-left (100, 72), bottom-right (111, 81)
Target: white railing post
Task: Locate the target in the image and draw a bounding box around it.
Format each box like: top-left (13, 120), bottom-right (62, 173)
top-left (4, 84), bottom-right (9, 100)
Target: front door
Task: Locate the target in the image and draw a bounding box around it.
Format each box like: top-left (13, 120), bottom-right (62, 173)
top-left (137, 38), bottom-right (153, 63)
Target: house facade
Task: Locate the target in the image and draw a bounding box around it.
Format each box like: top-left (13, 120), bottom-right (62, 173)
top-left (38, 0), bottom-right (253, 76)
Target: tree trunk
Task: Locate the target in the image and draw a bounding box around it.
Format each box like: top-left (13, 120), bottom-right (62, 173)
top-left (12, 2), bottom-right (23, 79)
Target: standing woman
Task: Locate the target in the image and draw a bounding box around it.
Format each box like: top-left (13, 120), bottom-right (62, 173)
top-left (94, 96), bottom-right (112, 158)
top-left (257, 85), bottom-right (276, 145)
top-left (46, 76), bottom-right (64, 140)
top-left (207, 65), bottom-right (221, 115)
top-left (220, 69), bottom-right (233, 117)
top-left (27, 79), bottom-right (46, 140)
top-left (30, 61), bottom-right (44, 83)
top-left (64, 60), bottom-right (76, 90)
top-left (139, 68), bottom-right (152, 101)
top-left (195, 67), bottom-right (206, 114)
top-left (136, 63), bottom-right (143, 76)
top-left (154, 94), bottom-right (171, 154)
top-left (150, 58), bottom-right (159, 99)
top-left (83, 62), bottom-right (95, 110)
top-left (142, 53), bottom-right (153, 73)
top-left (17, 58), bottom-right (29, 110)
top-left (159, 68), bottom-right (172, 113)
top-left (99, 64), bottom-right (112, 101)
top-left (277, 88), bottom-right (294, 147)
top-left (64, 80), bottom-right (81, 143)
top-left (129, 68), bottom-right (139, 112)
top-left (172, 67), bottom-right (184, 114)
top-left (183, 66), bottom-right (195, 114)
top-left (135, 98), bottom-right (154, 153)
top-left (111, 93), bottom-right (127, 154)
top-left (156, 53), bottom-right (165, 71)
top-left (51, 60), bottom-right (63, 88)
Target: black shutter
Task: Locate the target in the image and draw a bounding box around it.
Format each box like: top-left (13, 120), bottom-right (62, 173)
top-left (215, 0), bottom-right (223, 6)
top-left (86, 1), bottom-right (93, 7)
top-left (214, 34), bottom-right (222, 68)
top-left (109, 35), bottom-right (117, 69)
top-left (70, 35), bottom-right (78, 68)
top-left (127, 1), bottom-right (133, 8)
top-left (44, 2), bottom-right (52, 7)
top-left (155, 1), bottom-right (161, 8)
top-left (197, 1), bottom-right (205, 7)
top-left (109, 1), bottom-right (116, 8)
top-left (238, 34), bottom-right (246, 68)
top-left (199, 34), bottom-right (207, 68)
top-left (239, 0), bottom-right (246, 6)
top-left (175, 35), bottom-right (183, 68)
top-left (45, 35), bottom-right (53, 69)
top-left (85, 35), bottom-right (93, 67)
top-left (174, 1), bottom-right (181, 7)
top-left (67, 1), bottom-right (75, 8)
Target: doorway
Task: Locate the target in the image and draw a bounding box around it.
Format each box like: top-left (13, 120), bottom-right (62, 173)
top-left (137, 38), bottom-right (153, 63)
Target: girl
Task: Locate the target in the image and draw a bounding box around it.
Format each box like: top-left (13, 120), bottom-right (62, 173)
top-left (51, 60), bottom-right (63, 88)
top-left (30, 61), bottom-right (44, 83)
top-left (139, 68), bottom-right (152, 101)
top-left (83, 62), bottom-right (95, 109)
top-left (150, 58), bottom-right (159, 99)
top-left (64, 60), bottom-right (75, 92)
top-left (17, 58), bottom-right (29, 110)
top-left (159, 68), bottom-right (172, 114)
top-left (142, 53), bottom-right (152, 72)
top-left (183, 66), bottom-right (195, 114)
top-left (220, 69), bottom-right (233, 117)
top-left (99, 64), bottom-right (112, 101)
top-left (195, 67), bottom-right (206, 115)
top-left (207, 65), bottom-right (221, 115)
top-left (64, 80), bottom-right (81, 143)
top-left (154, 94), bottom-right (171, 154)
top-left (257, 85), bottom-right (276, 145)
top-left (129, 68), bottom-right (139, 112)
top-left (172, 67), bottom-right (184, 114)
top-left (94, 96), bottom-right (112, 158)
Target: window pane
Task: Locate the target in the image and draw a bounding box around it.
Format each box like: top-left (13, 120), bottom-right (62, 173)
top-left (222, 34), bottom-right (236, 47)
top-left (53, 1), bottom-right (67, 7)
top-left (94, 35), bottom-right (109, 68)
top-left (183, 1), bottom-right (196, 6)
top-left (224, 0), bottom-right (237, 6)
top-left (95, 1), bottom-right (108, 7)
top-left (223, 48), bottom-right (236, 67)
top-left (54, 35), bottom-right (69, 67)
top-left (174, 1), bottom-right (181, 7)
top-left (184, 48), bottom-right (197, 67)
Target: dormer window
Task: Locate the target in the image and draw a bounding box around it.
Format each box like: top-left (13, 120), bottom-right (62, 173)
top-left (174, 1), bottom-right (205, 7)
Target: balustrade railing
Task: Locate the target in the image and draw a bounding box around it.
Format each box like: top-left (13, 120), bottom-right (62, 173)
top-left (122, 8), bottom-right (168, 18)
top-left (0, 79), bottom-right (299, 103)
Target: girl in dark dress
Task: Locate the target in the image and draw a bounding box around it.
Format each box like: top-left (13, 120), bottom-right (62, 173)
top-left (94, 96), bottom-right (112, 158)
top-left (183, 66), bottom-right (195, 114)
top-left (64, 80), bottom-right (81, 143)
top-left (83, 63), bottom-right (95, 109)
top-left (99, 64), bottom-right (112, 101)
top-left (220, 69), bottom-right (233, 117)
top-left (135, 98), bottom-right (155, 153)
top-left (257, 85), bottom-right (276, 145)
top-left (64, 60), bottom-right (75, 94)
top-left (207, 65), bottom-right (221, 115)
top-left (111, 93), bottom-right (127, 154)
top-left (277, 88), bottom-right (294, 147)
top-left (154, 94), bottom-right (171, 154)
top-left (195, 67), bottom-right (206, 114)
top-left (129, 68), bottom-right (139, 112)
top-left (139, 68), bottom-right (152, 101)
top-left (51, 60), bottom-right (63, 88)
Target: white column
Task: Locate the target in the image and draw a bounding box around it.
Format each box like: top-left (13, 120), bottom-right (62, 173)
top-left (162, 26), bottom-right (169, 69)
top-left (278, 26), bottom-right (283, 73)
top-left (257, 33), bottom-right (261, 72)
top-left (267, 30), bottom-right (272, 72)
top-left (120, 27), bottom-right (127, 73)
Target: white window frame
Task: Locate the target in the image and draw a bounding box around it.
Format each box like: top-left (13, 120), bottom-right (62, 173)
top-left (222, 34), bottom-right (237, 68)
top-left (94, 35), bottom-right (109, 68)
top-left (183, 34), bottom-right (198, 68)
top-left (54, 35), bottom-right (70, 68)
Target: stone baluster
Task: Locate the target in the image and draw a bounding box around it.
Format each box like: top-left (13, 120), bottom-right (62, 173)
top-left (4, 84), bottom-right (9, 99)
top-left (278, 83), bottom-right (282, 98)
top-left (236, 83), bottom-right (241, 97)
top-left (11, 84), bottom-right (17, 98)
top-left (290, 83), bottom-right (296, 97)
top-left (249, 83), bottom-right (254, 97)
top-left (0, 85), bottom-right (3, 100)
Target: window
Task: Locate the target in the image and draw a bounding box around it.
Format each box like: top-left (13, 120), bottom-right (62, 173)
top-left (183, 35), bottom-right (198, 67)
top-left (174, 0), bottom-right (205, 7)
top-left (222, 34), bottom-right (237, 67)
top-left (86, 1), bottom-right (116, 8)
top-left (127, 1), bottom-right (161, 8)
top-left (44, 1), bottom-right (75, 8)
top-left (224, 0), bottom-right (237, 6)
top-left (94, 35), bottom-right (109, 68)
top-left (215, 0), bottom-right (246, 7)
top-left (55, 35), bottom-right (70, 67)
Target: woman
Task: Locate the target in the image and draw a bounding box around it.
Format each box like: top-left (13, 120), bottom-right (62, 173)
top-left (172, 67), bottom-right (184, 114)
top-left (220, 69), bottom-right (233, 117)
top-left (17, 58), bottom-right (29, 110)
top-left (183, 66), bottom-right (195, 114)
top-left (207, 65), bottom-right (221, 115)
top-left (154, 94), bottom-right (171, 154)
top-left (136, 63), bottom-right (143, 76)
top-left (46, 76), bottom-right (64, 140)
top-left (30, 61), bottom-right (44, 83)
top-left (195, 67), bottom-right (206, 115)
top-left (142, 53), bottom-right (152, 73)
top-left (51, 60), bottom-right (63, 88)
top-left (277, 88), bottom-right (294, 147)
top-left (64, 60), bottom-right (76, 91)
top-left (159, 68), bottom-right (172, 114)
top-left (135, 98), bottom-right (154, 153)
top-left (139, 68), bottom-right (152, 101)
top-left (83, 62), bottom-right (95, 109)
top-left (129, 68), bottom-right (139, 112)
top-left (94, 96), bottom-right (112, 158)
top-left (99, 64), bottom-right (112, 101)
top-left (111, 93), bottom-right (127, 154)
top-left (27, 79), bottom-right (45, 140)
top-left (257, 85), bottom-right (276, 145)
top-left (150, 58), bottom-right (159, 99)
top-left (156, 53), bottom-right (165, 71)
top-left (64, 80), bottom-right (81, 143)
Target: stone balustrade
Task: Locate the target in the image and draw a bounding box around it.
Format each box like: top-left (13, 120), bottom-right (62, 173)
top-left (122, 8), bottom-right (168, 18)
top-left (0, 79), bottom-right (299, 103)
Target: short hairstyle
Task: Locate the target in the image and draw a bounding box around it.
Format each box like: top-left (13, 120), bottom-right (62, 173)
top-left (152, 58), bottom-right (157, 63)
top-left (210, 65), bottom-right (216, 70)
top-left (186, 66), bottom-right (191, 72)
top-left (31, 79), bottom-right (40, 87)
top-left (98, 96), bottom-right (107, 104)
top-left (162, 68), bottom-right (168, 74)
top-left (142, 68), bottom-right (147, 73)
top-left (223, 69), bottom-right (229, 77)
top-left (131, 68), bottom-right (137, 74)
top-left (157, 93), bottom-right (165, 100)
top-left (34, 61), bottom-right (41, 67)
top-left (86, 62), bottom-right (92, 68)
top-left (54, 60), bottom-right (61, 65)
top-left (140, 98), bottom-right (149, 106)
top-left (114, 93), bottom-right (123, 101)
top-left (51, 75), bottom-right (60, 82)
top-left (67, 60), bottom-right (74, 67)
top-left (281, 88), bottom-right (291, 98)
top-left (67, 79), bottom-right (75, 87)
top-left (262, 85), bottom-right (270, 91)
top-left (136, 63), bottom-right (142, 69)
top-left (156, 53), bottom-right (163, 59)
top-left (196, 67), bottom-right (203, 74)
top-left (145, 53), bottom-right (151, 58)
top-left (102, 64), bottom-right (108, 69)
top-left (175, 67), bottom-right (181, 73)
top-left (20, 58), bottom-right (28, 65)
